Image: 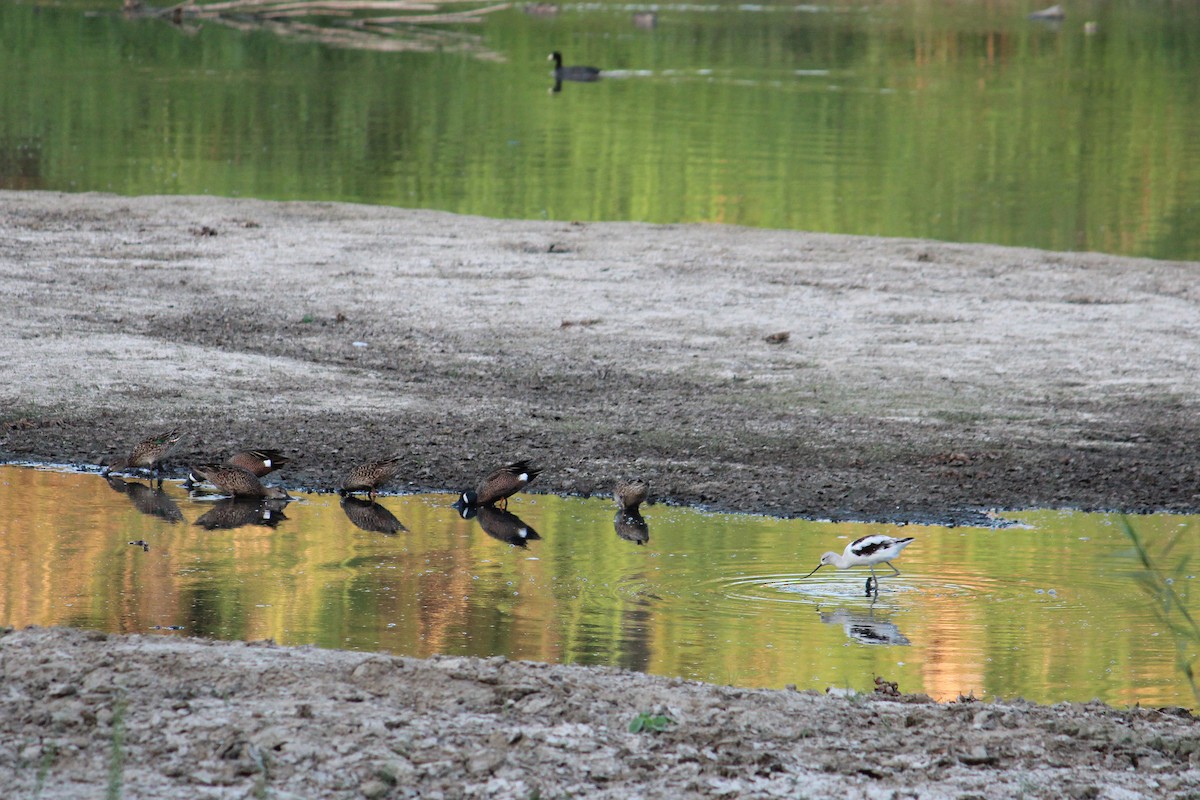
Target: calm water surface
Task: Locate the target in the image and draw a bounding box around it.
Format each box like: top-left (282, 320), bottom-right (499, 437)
top-left (1, 1), bottom-right (1199, 258)
top-left (2, 464), bottom-right (1198, 707)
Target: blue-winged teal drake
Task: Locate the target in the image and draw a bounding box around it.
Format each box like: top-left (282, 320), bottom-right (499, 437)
top-left (190, 463), bottom-right (290, 500)
top-left (548, 51), bottom-right (600, 82)
top-left (475, 505), bottom-right (540, 548)
top-left (339, 456), bottom-right (404, 500)
top-left (340, 495), bottom-right (407, 535)
top-left (613, 479), bottom-right (649, 513)
top-left (457, 459), bottom-right (542, 509)
top-left (228, 449), bottom-right (290, 477)
top-left (102, 427), bottom-right (183, 484)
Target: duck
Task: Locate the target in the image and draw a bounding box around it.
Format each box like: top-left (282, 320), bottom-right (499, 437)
top-left (339, 456), bottom-right (404, 500)
top-left (227, 449), bottom-right (290, 477)
top-left (457, 459), bottom-right (542, 509)
top-left (189, 463), bottom-right (290, 500)
top-left (548, 51), bottom-right (601, 83)
top-left (102, 427), bottom-right (183, 485)
top-left (187, 448), bottom-right (290, 488)
top-left (613, 479), bottom-right (649, 514)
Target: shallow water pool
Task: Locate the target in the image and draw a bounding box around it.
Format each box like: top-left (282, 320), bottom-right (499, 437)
top-left (1, 464), bottom-right (1196, 707)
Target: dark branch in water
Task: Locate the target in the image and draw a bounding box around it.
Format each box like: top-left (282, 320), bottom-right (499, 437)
top-left (122, 0), bottom-right (511, 60)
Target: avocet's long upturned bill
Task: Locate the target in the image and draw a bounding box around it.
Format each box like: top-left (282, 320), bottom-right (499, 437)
top-left (801, 535), bottom-right (915, 596)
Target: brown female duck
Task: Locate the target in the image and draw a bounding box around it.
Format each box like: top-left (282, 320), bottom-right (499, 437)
top-left (339, 456), bottom-right (404, 500)
top-left (613, 479), bottom-right (649, 513)
top-left (190, 463), bottom-right (290, 500)
top-left (102, 427), bottom-right (183, 485)
top-left (187, 448), bottom-right (290, 489)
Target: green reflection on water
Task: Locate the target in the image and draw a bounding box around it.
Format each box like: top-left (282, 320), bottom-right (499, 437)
top-left (1, 1), bottom-right (1198, 258)
top-left (1, 465), bottom-right (1198, 707)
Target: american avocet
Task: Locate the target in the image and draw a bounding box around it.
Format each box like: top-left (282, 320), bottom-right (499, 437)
top-left (801, 534), bottom-right (915, 597)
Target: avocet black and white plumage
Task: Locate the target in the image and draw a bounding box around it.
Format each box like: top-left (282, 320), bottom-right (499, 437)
top-left (801, 534), bottom-right (915, 597)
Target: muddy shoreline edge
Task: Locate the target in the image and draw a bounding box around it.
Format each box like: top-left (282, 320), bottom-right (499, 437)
top-left (3, 190), bottom-right (1199, 526)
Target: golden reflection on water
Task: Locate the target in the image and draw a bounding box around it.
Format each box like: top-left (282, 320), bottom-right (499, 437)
top-left (1, 465), bottom-right (1198, 707)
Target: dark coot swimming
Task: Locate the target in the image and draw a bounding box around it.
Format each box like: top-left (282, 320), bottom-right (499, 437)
top-left (548, 51), bottom-right (600, 82)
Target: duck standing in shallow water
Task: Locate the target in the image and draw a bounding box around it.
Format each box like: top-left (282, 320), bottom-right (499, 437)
top-left (456, 460), bottom-right (542, 510)
top-left (102, 427), bottom-right (183, 486)
top-left (613, 479), bottom-right (651, 544)
top-left (339, 455), bottom-right (404, 501)
top-left (548, 51), bottom-right (600, 82)
top-left (187, 448), bottom-right (290, 489)
top-left (801, 534), bottom-right (915, 597)
top-left (613, 479), bottom-right (649, 514)
top-left (190, 463), bottom-right (290, 500)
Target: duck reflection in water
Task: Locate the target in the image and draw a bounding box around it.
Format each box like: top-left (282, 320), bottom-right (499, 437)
top-left (819, 608), bottom-right (910, 647)
top-left (194, 497), bottom-right (290, 531)
top-left (612, 479), bottom-right (650, 544)
top-left (104, 475), bottom-right (184, 524)
top-left (339, 495), bottom-right (407, 535)
top-left (458, 503), bottom-right (541, 548)
top-left (614, 510), bottom-right (649, 545)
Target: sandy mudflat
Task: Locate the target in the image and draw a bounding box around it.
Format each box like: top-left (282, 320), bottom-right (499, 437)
top-left (1, 626), bottom-right (1198, 799)
top-left (2, 190), bottom-right (1200, 797)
